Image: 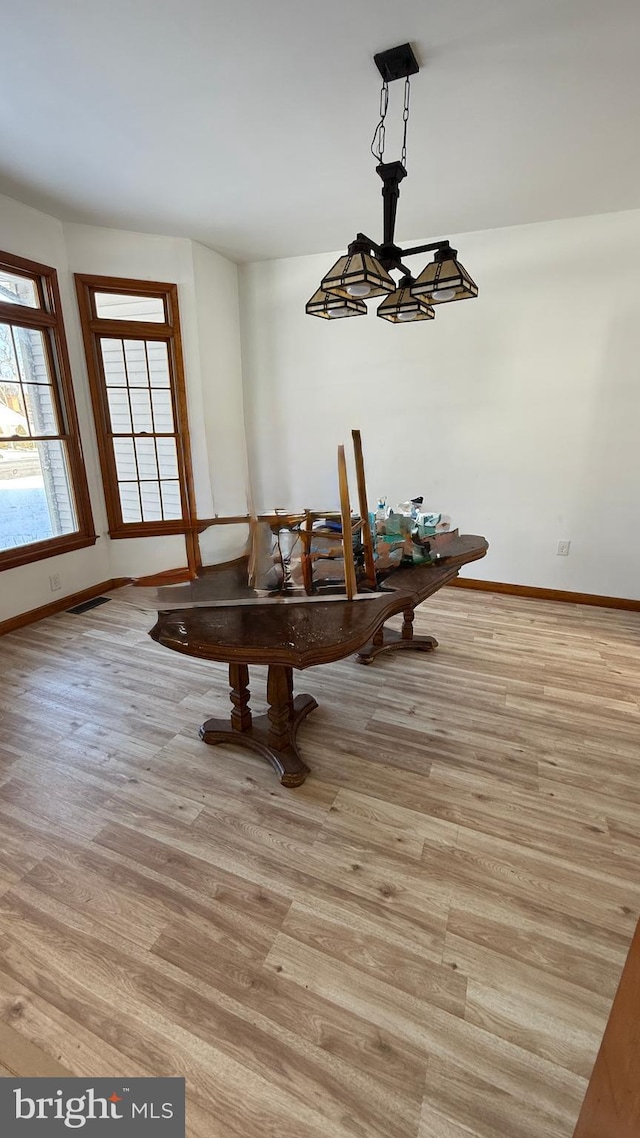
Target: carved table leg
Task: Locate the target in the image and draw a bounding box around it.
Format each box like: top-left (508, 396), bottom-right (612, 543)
top-left (230, 662), bottom-right (251, 731)
top-left (267, 664), bottom-right (294, 751)
top-left (356, 605), bottom-right (439, 665)
top-left (199, 663), bottom-right (318, 787)
top-left (402, 607), bottom-right (415, 640)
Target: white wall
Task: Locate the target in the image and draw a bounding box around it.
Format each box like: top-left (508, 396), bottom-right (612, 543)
top-left (0, 202), bottom-right (249, 623)
top-left (240, 209), bottom-right (640, 599)
top-left (0, 194), bottom-right (111, 622)
top-left (191, 241), bottom-right (250, 564)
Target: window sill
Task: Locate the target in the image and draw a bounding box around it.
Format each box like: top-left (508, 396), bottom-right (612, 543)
top-left (108, 522), bottom-right (189, 539)
top-left (0, 532), bottom-right (99, 573)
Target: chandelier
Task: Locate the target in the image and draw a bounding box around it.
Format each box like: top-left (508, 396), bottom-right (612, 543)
top-left (306, 43), bottom-right (478, 323)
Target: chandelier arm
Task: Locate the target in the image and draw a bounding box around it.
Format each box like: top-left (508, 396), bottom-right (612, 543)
top-left (354, 239), bottom-right (451, 277)
top-left (383, 261), bottom-right (412, 275)
top-left (400, 240), bottom-right (452, 258)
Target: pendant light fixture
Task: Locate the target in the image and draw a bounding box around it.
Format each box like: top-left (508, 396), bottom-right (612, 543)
top-left (320, 238), bottom-right (395, 301)
top-left (306, 43), bottom-right (478, 324)
top-left (377, 275), bottom-right (434, 323)
top-left (305, 288), bottom-right (367, 319)
top-left (410, 246), bottom-right (478, 305)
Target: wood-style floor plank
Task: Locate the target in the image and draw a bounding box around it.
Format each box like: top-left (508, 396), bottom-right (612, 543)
top-left (0, 586), bottom-right (639, 1136)
top-left (0, 1017), bottom-right (73, 1076)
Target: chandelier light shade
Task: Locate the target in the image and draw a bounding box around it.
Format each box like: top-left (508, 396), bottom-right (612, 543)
top-left (305, 287), bottom-right (367, 320)
top-left (377, 275), bottom-right (434, 323)
top-left (307, 42), bottom-right (478, 326)
top-left (321, 242), bottom-right (395, 301)
top-left (410, 247), bottom-right (478, 305)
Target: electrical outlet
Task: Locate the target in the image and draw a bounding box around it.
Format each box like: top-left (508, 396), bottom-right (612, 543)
top-left (556, 541), bottom-right (571, 557)
top-left (49, 573), bottom-right (62, 591)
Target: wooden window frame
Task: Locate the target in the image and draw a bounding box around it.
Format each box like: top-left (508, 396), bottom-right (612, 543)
top-left (0, 250), bottom-right (97, 573)
top-left (74, 274), bottom-right (197, 542)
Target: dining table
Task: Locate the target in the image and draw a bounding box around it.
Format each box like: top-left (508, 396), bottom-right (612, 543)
top-left (148, 534), bottom-right (488, 786)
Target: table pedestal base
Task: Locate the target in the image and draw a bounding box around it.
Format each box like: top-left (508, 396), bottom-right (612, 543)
top-left (199, 663), bottom-right (317, 787)
top-left (356, 606), bottom-right (438, 665)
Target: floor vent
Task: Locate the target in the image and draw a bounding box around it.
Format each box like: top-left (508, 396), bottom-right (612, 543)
top-left (66, 596), bottom-right (112, 615)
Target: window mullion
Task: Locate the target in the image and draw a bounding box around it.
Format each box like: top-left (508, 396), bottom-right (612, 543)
top-left (5, 433), bottom-right (70, 443)
top-left (43, 326), bottom-right (69, 436)
top-left (120, 341), bottom-right (144, 524)
top-left (7, 323), bottom-right (32, 438)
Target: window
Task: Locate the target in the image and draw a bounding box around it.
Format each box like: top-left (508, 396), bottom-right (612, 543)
top-left (0, 250), bottom-right (96, 571)
top-left (75, 276), bottom-right (196, 538)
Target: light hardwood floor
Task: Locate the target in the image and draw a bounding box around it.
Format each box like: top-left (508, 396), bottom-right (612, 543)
top-left (0, 586), bottom-right (639, 1137)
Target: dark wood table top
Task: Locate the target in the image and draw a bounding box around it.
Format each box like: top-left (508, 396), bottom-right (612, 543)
top-left (149, 535), bottom-right (488, 670)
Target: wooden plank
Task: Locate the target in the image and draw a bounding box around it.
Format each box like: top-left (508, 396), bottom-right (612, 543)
top-left (337, 444), bottom-right (357, 600)
top-left (351, 429), bottom-right (377, 588)
top-left (301, 509), bottom-right (314, 595)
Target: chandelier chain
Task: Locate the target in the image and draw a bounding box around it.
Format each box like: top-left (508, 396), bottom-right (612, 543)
top-left (370, 79), bottom-right (389, 162)
top-left (401, 76), bottom-right (411, 169)
top-left (370, 76), bottom-right (411, 167)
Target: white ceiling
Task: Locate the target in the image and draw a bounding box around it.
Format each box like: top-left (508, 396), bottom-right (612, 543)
top-left (2, 0), bottom-right (640, 262)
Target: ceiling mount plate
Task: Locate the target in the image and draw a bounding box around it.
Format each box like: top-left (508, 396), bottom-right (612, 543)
top-left (373, 43), bottom-right (419, 83)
